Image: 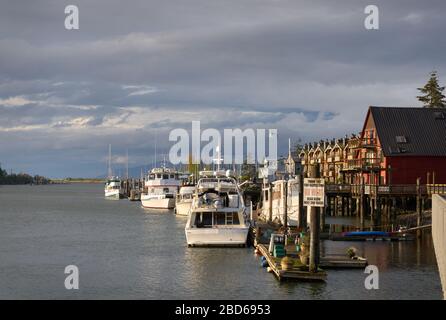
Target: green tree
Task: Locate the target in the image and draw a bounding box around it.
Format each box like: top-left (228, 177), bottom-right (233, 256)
top-left (417, 71), bottom-right (446, 108)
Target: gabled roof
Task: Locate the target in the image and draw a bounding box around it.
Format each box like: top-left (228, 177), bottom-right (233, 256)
top-left (368, 106), bottom-right (446, 157)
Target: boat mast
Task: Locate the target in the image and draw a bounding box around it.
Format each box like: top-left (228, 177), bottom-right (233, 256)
top-left (126, 149), bottom-right (129, 179)
top-left (154, 130), bottom-right (158, 169)
top-left (213, 145), bottom-right (223, 172)
top-left (108, 144), bottom-right (112, 178)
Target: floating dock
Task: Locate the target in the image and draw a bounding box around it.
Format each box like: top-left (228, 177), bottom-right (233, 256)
top-left (257, 244), bottom-right (327, 281)
top-left (319, 255), bottom-right (367, 269)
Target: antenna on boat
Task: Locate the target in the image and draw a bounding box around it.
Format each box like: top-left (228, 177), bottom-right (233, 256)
top-left (213, 145), bottom-right (223, 172)
top-left (162, 154), bottom-right (167, 169)
top-left (154, 130), bottom-right (158, 169)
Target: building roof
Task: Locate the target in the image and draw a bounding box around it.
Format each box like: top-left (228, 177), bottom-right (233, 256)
top-left (369, 106), bottom-right (446, 157)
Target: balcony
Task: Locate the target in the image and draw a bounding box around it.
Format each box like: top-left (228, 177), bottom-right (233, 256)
top-left (344, 158), bottom-right (382, 171)
top-left (360, 138), bottom-right (378, 149)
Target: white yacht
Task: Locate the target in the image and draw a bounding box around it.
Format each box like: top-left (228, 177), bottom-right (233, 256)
top-left (185, 171), bottom-right (249, 246)
top-left (104, 177), bottom-right (125, 199)
top-left (175, 185), bottom-right (196, 216)
top-left (104, 145), bottom-right (125, 199)
top-left (141, 167), bottom-right (181, 209)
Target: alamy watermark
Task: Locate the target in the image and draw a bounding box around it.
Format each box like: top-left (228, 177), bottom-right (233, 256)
top-left (64, 265), bottom-right (79, 290)
top-left (169, 121), bottom-right (278, 169)
top-left (364, 265), bottom-right (379, 290)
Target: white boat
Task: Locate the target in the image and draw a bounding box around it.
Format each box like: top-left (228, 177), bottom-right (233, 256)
top-left (104, 177), bottom-right (125, 199)
top-left (262, 178), bottom-right (301, 226)
top-left (104, 145), bottom-right (125, 199)
top-left (141, 167), bottom-right (181, 209)
top-left (175, 185), bottom-right (196, 216)
top-left (185, 170), bottom-right (249, 246)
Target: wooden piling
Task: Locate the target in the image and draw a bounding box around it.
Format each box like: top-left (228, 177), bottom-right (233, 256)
top-left (416, 178), bottom-right (422, 238)
top-left (283, 182), bottom-right (288, 228)
top-left (268, 184), bottom-right (273, 222)
top-left (360, 177), bottom-right (365, 229)
top-left (298, 174), bottom-right (305, 229)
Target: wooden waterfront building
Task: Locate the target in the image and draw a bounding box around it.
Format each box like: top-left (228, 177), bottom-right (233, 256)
top-left (354, 106), bottom-right (446, 185)
top-left (297, 106), bottom-right (446, 224)
top-left (300, 106), bottom-right (446, 185)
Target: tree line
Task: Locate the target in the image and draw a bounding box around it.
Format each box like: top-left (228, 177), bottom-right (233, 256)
top-left (0, 165), bottom-right (49, 185)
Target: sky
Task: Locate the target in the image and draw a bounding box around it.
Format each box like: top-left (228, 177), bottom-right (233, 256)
top-left (1, 0), bottom-right (445, 178)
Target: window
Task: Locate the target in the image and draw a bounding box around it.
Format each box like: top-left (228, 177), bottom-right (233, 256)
top-left (195, 213), bottom-right (213, 228)
top-left (163, 174), bottom-right (168, 179)
top-left (396, 136), bottom-right (407, 143)
top-left (215, 213), bottom-right (226, 225)
top-left (434, 111), bottom-right (445, 120)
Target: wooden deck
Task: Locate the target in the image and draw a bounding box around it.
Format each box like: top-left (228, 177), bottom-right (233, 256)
top-left (257, 244), bottom-right (327, 281)
top-left (319, 255), bottom-right (367, 269)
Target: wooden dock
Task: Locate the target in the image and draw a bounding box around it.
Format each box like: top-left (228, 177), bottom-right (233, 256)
top-left (257, 244), bottom-right (327, 281)
top-left (319, 255), bottom-right (367, 269)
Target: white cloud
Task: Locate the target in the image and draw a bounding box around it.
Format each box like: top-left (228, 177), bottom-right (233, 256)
top-left (122, 85), bottom-right (160, 96)
top-left (0, 96), bottom-right (34, 107)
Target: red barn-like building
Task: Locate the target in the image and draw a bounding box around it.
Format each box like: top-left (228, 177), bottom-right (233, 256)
top-left (356, 106), bottom-right (446, 185)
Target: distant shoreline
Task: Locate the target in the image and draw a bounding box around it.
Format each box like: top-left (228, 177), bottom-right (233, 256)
top-left (50, 179), bottom-right (105, 184)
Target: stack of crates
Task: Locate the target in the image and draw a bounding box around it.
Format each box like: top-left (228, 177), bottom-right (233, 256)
top-left (273, 244), bottom-right (286, 258)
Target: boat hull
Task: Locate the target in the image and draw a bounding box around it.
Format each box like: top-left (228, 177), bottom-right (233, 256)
top-left (185, 227), bottom-right (249, 246)
top-left (141, 196), bottom-right (175, 209)
top-left (175, 201), bottom-right (192, 216)
top-left (105, 190), bottom-right (124, 199)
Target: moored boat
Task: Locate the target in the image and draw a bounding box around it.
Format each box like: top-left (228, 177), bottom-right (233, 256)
top-left (104, 177), bottom-right (125, 199)
top-left (175, 185), bottom-right (195, 216)
top-left (185, 170), bottom-right (249, 246)
top-left (141, 167), bottom-right (181, 209)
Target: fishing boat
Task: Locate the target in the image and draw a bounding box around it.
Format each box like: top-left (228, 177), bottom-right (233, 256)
top-left (104, 144), bottom-right (125, 199)
top-left (185, 170), bottom-right (249, 246)
top-left (104, 177), bottom-right (125, 199)
top-left (175, 185), bottom-right (196, 216)
top-left (141, 167), bottom-right (181, 209)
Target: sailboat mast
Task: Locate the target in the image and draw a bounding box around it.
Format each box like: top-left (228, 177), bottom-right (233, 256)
top-left (154, 130), bottom-right (158, 169)
top-left (126, 149), bottom-right (129, 179)
top-left (108, 144), bottom-right (112, 178)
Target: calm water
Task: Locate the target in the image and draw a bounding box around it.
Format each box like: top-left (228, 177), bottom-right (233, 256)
top-left (0, 184), bottom-right (442, 299)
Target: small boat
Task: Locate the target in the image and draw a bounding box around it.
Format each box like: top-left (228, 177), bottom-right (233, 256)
top-left (342, 231), bottom-right (389, 237)
top-left (141, 167), bottom-right (181, 209)
top-left (175, 185), bottom-right (195, 216)
top-left (104, 177), bottom-right (125, 199)
top-left (104, 144), bottom-right (125, 199)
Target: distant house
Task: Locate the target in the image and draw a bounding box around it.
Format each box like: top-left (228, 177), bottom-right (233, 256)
top-left (353, 106), bottom-right (446, 185)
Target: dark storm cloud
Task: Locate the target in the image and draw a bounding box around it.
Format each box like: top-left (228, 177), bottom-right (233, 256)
top-left (0, 0), bottom-right (445, 177)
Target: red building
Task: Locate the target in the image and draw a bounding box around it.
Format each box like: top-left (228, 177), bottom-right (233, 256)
top-left (355, 106), bottom-right (446, 185)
